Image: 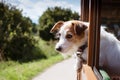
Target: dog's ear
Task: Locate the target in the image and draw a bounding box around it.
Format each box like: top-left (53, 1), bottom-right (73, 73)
top-left (50, 21), bottom-right (64, 34)
top-left (73, 23), bottom-right (87, 35)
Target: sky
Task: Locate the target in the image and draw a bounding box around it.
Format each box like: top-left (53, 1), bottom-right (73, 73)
top-left (5, 0), bottom-right (81, 24)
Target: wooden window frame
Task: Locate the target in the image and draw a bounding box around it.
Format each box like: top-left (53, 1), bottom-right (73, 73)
top-left (88, 0), bottom-right (101, 69)
top-left (81, 0), bottom-right (101, 69)
top-left (80, 0), bottom-right (102, 80)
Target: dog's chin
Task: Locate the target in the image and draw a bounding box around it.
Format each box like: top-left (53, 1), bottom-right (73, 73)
top-left (58, 49), bottom-right (76, 56)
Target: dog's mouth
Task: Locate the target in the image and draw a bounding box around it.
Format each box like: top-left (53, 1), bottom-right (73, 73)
top-left (55, 45), bottom-right (76, 54)
top-left (58, 47), bottom-right (74, 53)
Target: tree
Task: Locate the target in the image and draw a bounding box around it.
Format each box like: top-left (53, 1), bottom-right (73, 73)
top-left (0, 1), bottom-right (46, 61)
top-left (39, 7), bottom-right (80, 41)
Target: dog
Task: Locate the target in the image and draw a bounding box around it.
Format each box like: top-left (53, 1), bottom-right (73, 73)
top-left (50, 20), bottom-right (120, 74)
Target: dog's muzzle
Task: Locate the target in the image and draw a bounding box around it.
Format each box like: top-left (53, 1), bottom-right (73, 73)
top-left (56, 46), bottom-right (62, 51)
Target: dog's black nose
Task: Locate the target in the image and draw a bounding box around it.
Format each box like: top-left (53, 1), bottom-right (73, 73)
top-left (56, 47), bottom-right (62, 51)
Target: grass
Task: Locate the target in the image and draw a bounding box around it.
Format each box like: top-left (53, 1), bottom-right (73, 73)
top-left (0, 55), bottom-right (63, 80)
top-left (0, 37), bottom-right (64, 80)
top-left (34, 36), bottom-right (58, 58)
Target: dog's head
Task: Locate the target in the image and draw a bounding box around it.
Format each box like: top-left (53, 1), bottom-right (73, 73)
top-left (50, 20), bottom-right (89, 54)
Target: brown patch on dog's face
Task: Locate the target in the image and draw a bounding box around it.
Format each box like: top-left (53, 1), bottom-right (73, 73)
top-left (64, 21), bottom-right (87, 44)
top-left (50, 21), bottom-right (64, 34)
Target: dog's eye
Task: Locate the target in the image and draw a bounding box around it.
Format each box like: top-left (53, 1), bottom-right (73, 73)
top-left (66, 34), bottom-right (73, 39)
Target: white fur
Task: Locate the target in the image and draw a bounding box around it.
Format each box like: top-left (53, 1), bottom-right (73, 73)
top-left (54, 21), bottom-right (120, 74)
top-left (99, 27), bottom-right (120, 74)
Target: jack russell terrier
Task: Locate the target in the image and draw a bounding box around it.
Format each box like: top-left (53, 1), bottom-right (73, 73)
top-left (50, 20), bottom-right (120, 75)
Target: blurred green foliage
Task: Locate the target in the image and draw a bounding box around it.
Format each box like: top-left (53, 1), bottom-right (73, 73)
top-left (39, 7), bottom-right (80, 41)
top-left (0, 2), bottom-right (46, 62)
